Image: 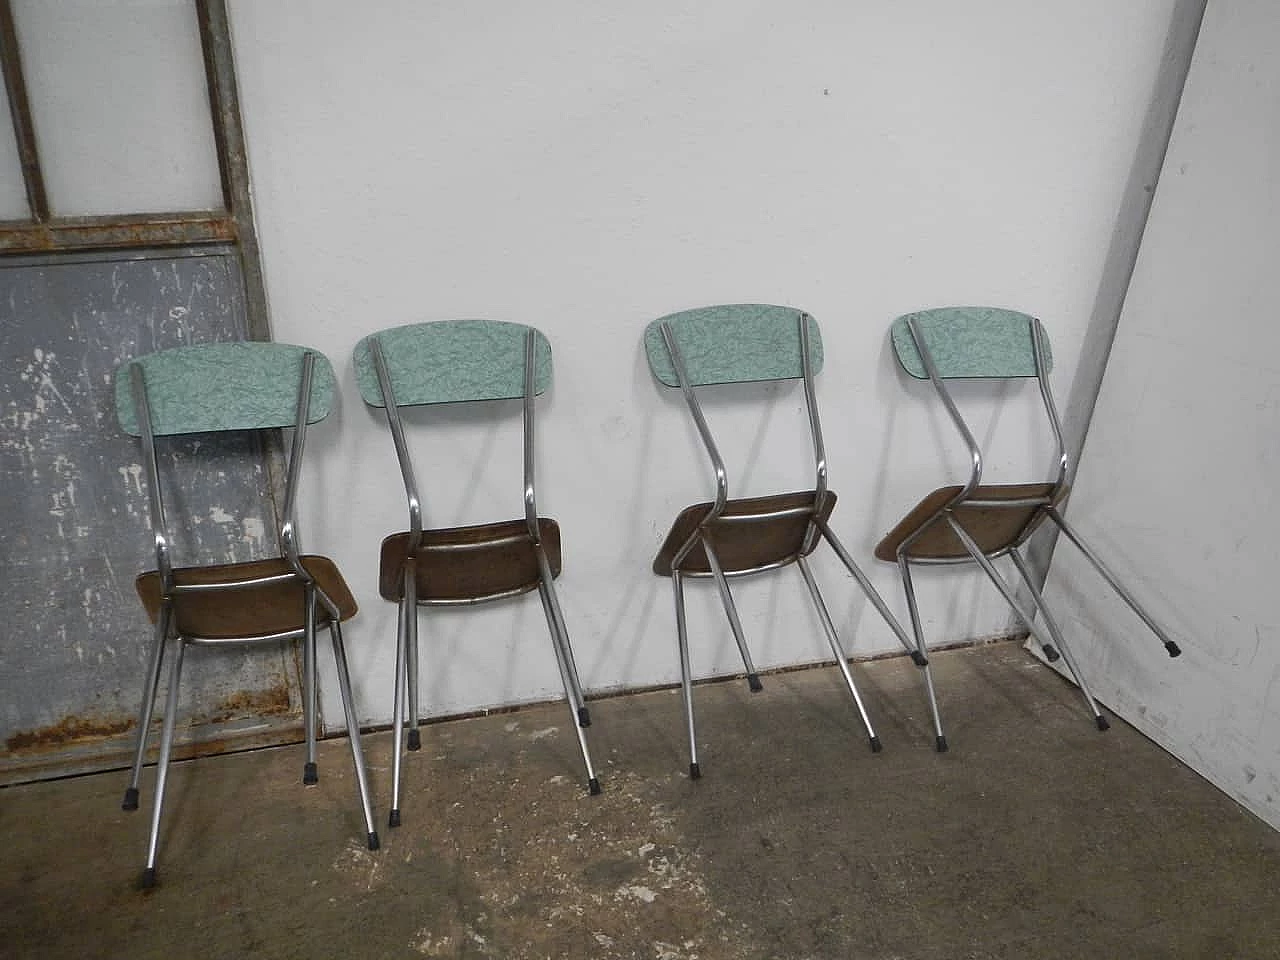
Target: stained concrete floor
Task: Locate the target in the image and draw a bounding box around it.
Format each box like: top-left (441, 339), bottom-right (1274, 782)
top-left (4, 641), bottom-right (1280, 960)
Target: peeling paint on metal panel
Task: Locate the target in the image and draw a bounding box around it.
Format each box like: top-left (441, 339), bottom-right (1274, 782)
top-left (0, 252), bottom-right (297, 777)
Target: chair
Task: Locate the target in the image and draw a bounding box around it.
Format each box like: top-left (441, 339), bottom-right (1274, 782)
top-left (352, 319), bottom-right (601, 829)
top-left (875, 306), bottom-right (1182, 751)
top-left (115, 341), bottom-right (379, 889)
top-left (645, 303), bottom-right (918, 777)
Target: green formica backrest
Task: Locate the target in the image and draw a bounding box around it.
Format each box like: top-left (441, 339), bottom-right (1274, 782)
top-left (353, 320), bottom-right (552, 408)
top-left (891, 307), bottom-right (1053, 380)
top-left (115, 341), bottom-right (335, 437)
top-left (644, 304), bottom-right (824, 387)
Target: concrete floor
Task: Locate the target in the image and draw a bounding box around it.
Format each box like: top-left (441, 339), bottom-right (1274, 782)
top-left (4, 641), bottom-right (1280, 960)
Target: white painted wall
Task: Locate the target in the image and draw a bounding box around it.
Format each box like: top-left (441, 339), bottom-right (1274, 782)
top-left (226, 0), bottom-right (1181, 729)
top-left (1043, 0), bottom-right (1280, 830)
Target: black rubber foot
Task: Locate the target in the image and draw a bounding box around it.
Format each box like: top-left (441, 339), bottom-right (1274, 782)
top-left (869, 735), bottom-right (883, 754)
top-left (303, 762), bottom-right (318, 785)
top-left (935, 735), bottom-right (949, 753)
top-left (388, 809), bottom-right (401, 828)
top-left (407, 729), bottom-right (421, 751)
top-left (1096, 714), bottom-right (1111, 732)
top-left (367, 831), bottom-right (380, 851)
top-left (689, 762), bottom-right (702, 780)
top-left (911, 650), bottom-right (929, 668)
top-left (588, 777), bottom-right (602, 796)
top-left (139, 867), bottom-right (156, 890)
top-left (747, 673), bottom-right (763, 692)
top-left (1043, 644), bottom-right (1060, 663)
top-left (122, 787), bottom-right (139, 811)
top-left (578, 706), bottom-right (592, 728)
top-left (1166, 641), bottom-right (1182, 658)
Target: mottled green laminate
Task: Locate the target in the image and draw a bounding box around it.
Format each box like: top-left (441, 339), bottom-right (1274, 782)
top-left (353, 320), bottom-right (552, 407)
top-left (115, 341), bottom-right (335, 436)
top-left (644, 304), bottom-right (823, 387)
top-left (891, 307), bottom-right (1053, 380)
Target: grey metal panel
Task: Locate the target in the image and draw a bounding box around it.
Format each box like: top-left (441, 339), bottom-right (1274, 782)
top-left (0, 248), bottom-right (300, 783)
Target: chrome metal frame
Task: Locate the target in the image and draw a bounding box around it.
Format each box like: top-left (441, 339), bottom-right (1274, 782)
top-left (120, 350), bottom-right (379, 889)
top-left (892, 314), bottom-right (1181, 751)
top-left (659, 311), bottom-right (914, 777)
top-left (371, 328), bottom-right (600, 832)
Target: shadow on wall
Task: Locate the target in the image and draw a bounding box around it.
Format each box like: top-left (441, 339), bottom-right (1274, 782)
top-left (1026, 0), bottom-right (1208, 584)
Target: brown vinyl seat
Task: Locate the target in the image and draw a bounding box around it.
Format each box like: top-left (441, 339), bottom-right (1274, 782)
top-left (653, 491), bottom-right (836, 576)
top-left (378, 519), bottom-right (561, 603)
top-left (136, 555), bottom-right (357, 639)
top-left (874, 483), bottom-right (1064, 562)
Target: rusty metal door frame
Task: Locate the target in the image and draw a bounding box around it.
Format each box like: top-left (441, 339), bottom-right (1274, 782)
top-left (0, 1), bottom-right (312, 784)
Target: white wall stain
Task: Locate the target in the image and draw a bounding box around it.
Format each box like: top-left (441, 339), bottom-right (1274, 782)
top-left (18, 348), bottom-right (75, 419)
top-left (242, 516), bottom-right (267, 552)
top-left (118, 463), bottom-right (144, 497)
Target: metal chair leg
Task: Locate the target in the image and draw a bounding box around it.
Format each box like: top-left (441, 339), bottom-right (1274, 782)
top-left (897, 554), bottom-right (947, 752)
top-left (536, 547), bottom-right (590, 727)
top-left (701, 535), bottom-right (762, 692)
top-left (123, 604), bottom-right (170, 811)
top-left (403, 563), bottom-right (421, 752)
top-left (672, 571), bottom-right (700, 779)
top-left (1045, 507), bottom-right (1182, 657)
top-left (1009, 549), bottom-right (1109, 731)
top-left (945, 517), bottom-right (1111, 730)
top-left (536, 578), bottom-right (601, 795)
top-left (329, 620), bottom-right (379, 851)
top-left (816, 519), bottom-right (918, 658)
top-left (302, 587), bottom-right (319, 786)
top-left (389, 583), bottom-right (411, 828)
top-left (140, 636), bottom-right (186, 889)
top-left (944, 517), bottom-right (1063, 661)
top-left (796, 556), bottom-right (881, 752)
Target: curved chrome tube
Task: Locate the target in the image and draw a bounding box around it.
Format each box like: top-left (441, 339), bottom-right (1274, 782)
top-left (799, 311), bottom-right (828, 553)
top-left (660, 320), bottom-right (729, 572)
top-left (522, 328), bottom-right (541, 542)
top-left (908, 315), bottom-right (983, 502)
top-left (799, 312), bottom-right (828, 502)
top-left (1032, 318), bottom-right (1069, 489)
top-left (660, 321), bottom-right (728, 517)
top-left (130, 363), bottom-right (173, 590)
top-left (369, 336), bottom-right (423, 552)
top-left (279, 350), bottom-right (316, 581)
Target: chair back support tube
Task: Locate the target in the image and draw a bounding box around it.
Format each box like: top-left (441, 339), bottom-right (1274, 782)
top-left (907, 315), bottom-right (983, 500)
top-left (279, 350), bottom-right (315, 580)
top-left (129, 362), bottom-right (173, 589)
top-left (661, 321), bottom-right (728, 516)
top-left (799, 311), bottom-right (828, 553)
top-left (660, 320), bottom-right (730, 572)
top-left (1032, 318), bottom-right (1070, 487)
top-left (369, 336), bottom-right (424, 547)
top-left (522, 328), bottom-right (540, 541)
